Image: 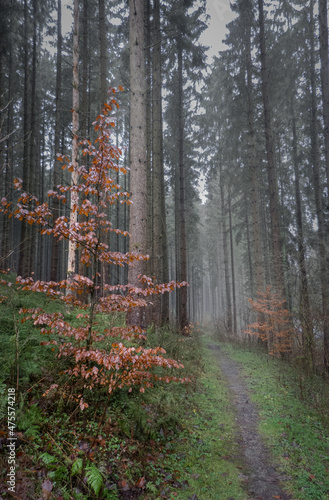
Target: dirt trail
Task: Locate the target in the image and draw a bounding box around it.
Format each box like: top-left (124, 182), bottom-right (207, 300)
top-left (208, 344), bottom-right (292, 500)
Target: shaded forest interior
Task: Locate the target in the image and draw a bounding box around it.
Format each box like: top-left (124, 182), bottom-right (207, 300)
top-left (1, 0), bottom-right (329, 373)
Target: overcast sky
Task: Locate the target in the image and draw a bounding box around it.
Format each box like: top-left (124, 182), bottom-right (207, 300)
top-left (60, 1), bottom-right (236, 60)
top-left (201, 0), bottom-right (237, 59)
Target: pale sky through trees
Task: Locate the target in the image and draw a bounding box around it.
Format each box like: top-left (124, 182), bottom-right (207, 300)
top-left (59, 0), bottom-right (236, 61)
top-left (201, 0), bottom-right (237, 58)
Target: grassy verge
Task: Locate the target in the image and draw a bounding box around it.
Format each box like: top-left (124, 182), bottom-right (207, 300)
top-left (220, 341), bottom-right (329, 500)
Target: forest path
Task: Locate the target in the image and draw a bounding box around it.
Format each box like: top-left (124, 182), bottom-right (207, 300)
top-left (208, 344), bottom-right (292, 500)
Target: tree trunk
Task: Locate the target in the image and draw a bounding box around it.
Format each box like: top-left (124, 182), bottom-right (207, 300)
top-left (152, 0), bottom-right (168, 325)
top-left (99, 0), bottom-right (107, 105)
top-left (291, 101), bottom-right (313, 368)
top-left (28, 0), bottom-right (38, 276)
top-left (219, 163), bottom-right (232, 333)
top-left (228, 186), bottom-right (237, 333)
top-left (2, 9), bottom-right (14, 271)
top-left (309, 0), bottom-right (329, 371)
top-left (81, 0), bottom-right (88, 140)
top-left (258, 0), bottom-right (285, 299)
top-left (67, 0), bottom-right (79, 287)
top-left (51, 0), bottom-right (62, 282)
top-left (127, 0), bottom-right (148, 327)
top-left (245, 11), bottom-right (264, 297)
top-left (319, 0), bottom-right (329, 200)
top-left (18, 0), bottom-right (31, 278)
top-left (177, 38), bottom-right (188, 332)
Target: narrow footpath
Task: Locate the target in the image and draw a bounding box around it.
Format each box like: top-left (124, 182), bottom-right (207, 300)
top-left (208, 344), bottom-right (292, 500)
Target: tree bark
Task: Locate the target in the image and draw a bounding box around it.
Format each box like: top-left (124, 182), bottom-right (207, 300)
top-left (28, 0), bottom-right (38, 276)
top-left (219, 163), bottom-right (232, 333)
top-left (51, 0), bottom-right (62, 282)
top-left (99, 0), bottom-right (107, 105)
top-left (127, 0), bottom-right (148, 327)
top-left (258, 0), bottom-right (285, 299)
top-left (319, 0), bottom-right (329, 201)
top-left (291, 102), bottom-right (313, 367)
top-left (81, 0), bottom-right (88, 140)
top-left (18, 0), bottom-right (31, 278)
top-left (177, 38), bottom-right (188, 332)
top-left (228, 186), bottom-right (237, 333)
top-left (309, 0), bottom-right (329, 371)
top-left (152, 0), bottom-right (168, 325)
top-left (67, 0), bottom-right (79, 287)
top-left (245, 8), bottom-right (264, 297)
top-left (1, 6), bottom-right (14, 271)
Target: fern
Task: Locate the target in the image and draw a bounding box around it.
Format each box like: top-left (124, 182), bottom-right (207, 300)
top-left (71, 457), bottom-right (83, 476)
top-left (40, 452), bottom-right (57, 466)
top-left (85, 464), bottom-right (103, 496)
top-left (58, 485), bottom-right (72, 500)
top-left (146, 482), bottom-right (158, 494)
top-left (48, 465), bottom-right (69, 482)
top-left (17, 403), bottom-right (44, 438)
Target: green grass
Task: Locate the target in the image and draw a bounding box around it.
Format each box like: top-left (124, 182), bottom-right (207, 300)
top-left (220, 341), bottom-right (329, 500)
top-left (0, 279), bottom-right (62, 400)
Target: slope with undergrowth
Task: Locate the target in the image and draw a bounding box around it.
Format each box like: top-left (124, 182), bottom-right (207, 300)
top-left (1, 282), bottom-right (329, 500)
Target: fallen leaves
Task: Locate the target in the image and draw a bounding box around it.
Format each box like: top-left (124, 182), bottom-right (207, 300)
top-left (135, 476), bottom-right (146, 489)
top-left (41, 479), bottom-right (53, 499)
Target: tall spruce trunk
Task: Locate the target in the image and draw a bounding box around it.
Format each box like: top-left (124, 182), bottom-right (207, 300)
top-left (152, 0), bottom-right (168, 325)
top-left (51, 0), bottom-right (62, 282)
top-left (228, 186), bottom-right (237, 333)
top-left (177, 38), bottom-right (188, 331)
top-left (99, 0), bottom-right (107, 105)
top-left (2, 11), bottom-right (14, 270)
top-left (219, 162), bottom-right (232, 333)
top-left (127, 0), bottom-right (148, 327)
top-left (143, 0), bottom-right (153, 324)
top-left (18, 0), bottom-right (31, 278)
top-left (310, 0), bottom-right (329, 371)
top-left (29, 0), bottom-right (38, 276)
top-left (245, 12), bottom-right (264, 297)
top-left (319, 0), bottom-right (329, 199)
top-left (291, 103), bottom-right (313, 368)
top-left (81, 0), bottom-right (88, 140)
top-left (258, 0), bottom-right (285, 299)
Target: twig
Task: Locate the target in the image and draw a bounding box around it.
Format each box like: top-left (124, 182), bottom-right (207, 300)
top-left (23, 376), bottom-right (47, 396)
top-left (46, 432), bottom-right (69, 461)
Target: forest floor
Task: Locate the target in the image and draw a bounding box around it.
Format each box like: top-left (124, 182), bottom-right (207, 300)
top-left (1, 318), bottom-right (329, 499)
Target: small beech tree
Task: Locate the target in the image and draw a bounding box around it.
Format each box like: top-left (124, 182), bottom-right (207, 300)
top-left (243, 286), bottom-right (294, 356)
top-left (1, 88), bottom-right (188, 410)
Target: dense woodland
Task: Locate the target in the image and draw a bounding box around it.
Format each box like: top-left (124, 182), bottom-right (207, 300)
top-left (1, 0), bottom-right (329, 371)
top-left (2, 1), bottom-right (329, 499)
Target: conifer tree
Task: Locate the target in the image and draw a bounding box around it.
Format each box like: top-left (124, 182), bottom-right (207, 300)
top-left (127, 0), bottom-right (148, 327)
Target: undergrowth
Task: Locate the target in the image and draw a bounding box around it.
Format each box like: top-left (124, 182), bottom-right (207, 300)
top-left (0, 282), bottom-right (205, 499)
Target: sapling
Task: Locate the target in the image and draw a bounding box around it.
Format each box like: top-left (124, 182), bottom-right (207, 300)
top-left (0, 88), bottom-right (189, 414)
